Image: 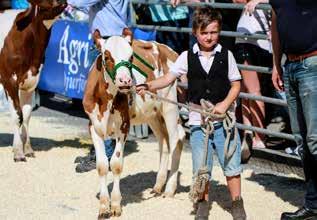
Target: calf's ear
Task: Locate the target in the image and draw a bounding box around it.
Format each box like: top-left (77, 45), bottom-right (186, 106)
top-left (16, 6), bottom-right (34, 31)
top-left (93, 29), bottom-right (103, 50)
top-left (122, 28), bottom-right (133, 44)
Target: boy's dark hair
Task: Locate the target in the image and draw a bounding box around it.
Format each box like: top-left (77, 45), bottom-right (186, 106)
top-left (192, 6), bottom-right (222, 32)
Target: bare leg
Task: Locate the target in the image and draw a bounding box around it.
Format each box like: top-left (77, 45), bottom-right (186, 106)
top-left (226, 175), bottom-right (241, 200)
top-left (241, 61), bottom-right (265, 145)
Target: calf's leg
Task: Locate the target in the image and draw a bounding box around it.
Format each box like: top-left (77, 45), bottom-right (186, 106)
top-left (6, 84), bottom-right (25, 161)
top-left (162, 108), bottom-right (185, 197)
top-left (148, 117), bottom-right (169, 195)
top-left (90, 126), bottom-right (111, 219)
top-left (20, 90), bottom-right (34, 157)
top-left (110, 134), bottom-right (126, 217)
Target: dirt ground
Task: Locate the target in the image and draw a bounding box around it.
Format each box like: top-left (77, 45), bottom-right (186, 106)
top-left (0, 107), bottom-right (306, 220)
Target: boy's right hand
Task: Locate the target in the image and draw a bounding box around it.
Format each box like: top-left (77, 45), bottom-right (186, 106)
top-left (136, 83), bottom-right (149, 96)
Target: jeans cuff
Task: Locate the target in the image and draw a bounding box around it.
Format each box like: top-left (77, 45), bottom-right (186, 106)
top-left (224, 167), bottom-right (243, 177)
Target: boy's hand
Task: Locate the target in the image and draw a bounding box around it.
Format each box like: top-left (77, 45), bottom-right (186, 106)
top-left (136, 83), bottom-right (149, 96)
top-left (211, 102), bottom-right (228, 115)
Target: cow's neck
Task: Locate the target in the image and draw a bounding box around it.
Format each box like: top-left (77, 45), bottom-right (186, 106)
top-left (29, 19), bottom-right (50, 70)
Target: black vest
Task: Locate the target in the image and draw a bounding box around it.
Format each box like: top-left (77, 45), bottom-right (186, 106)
top-left (187, 47), bottom-right (231, 105)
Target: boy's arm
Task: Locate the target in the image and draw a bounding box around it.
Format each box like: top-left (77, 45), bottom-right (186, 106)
top-left (136, 73), bottom-right (177, 95)
top-left (147, 73), bottom-right (177, 91)
top-left (212, 80), bottom-right (241, 114)
top-left (137, 50), bottom-right (187, 95)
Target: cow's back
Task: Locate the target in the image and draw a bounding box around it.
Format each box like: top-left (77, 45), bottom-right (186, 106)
top-left (130, 40), bottom-right (180, 125)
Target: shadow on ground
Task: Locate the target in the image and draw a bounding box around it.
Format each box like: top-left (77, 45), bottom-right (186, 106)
top-left (192, 174), bottom-right (306, 215)
top-left (0, 133), bottom-right (139, 158)
top-left (106, 171), bottom-right (190, 206)
top-left (246, 173), bottom-right (305, 207)
top-left (209, 180), bottom-right (233, 213)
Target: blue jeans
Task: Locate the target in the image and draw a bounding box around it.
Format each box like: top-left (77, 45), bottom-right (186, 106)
top-left (104, 139), bottom-right (115, 161)
top-left (189, 123), bottom-right (242, 179)
top-left (283, 55), bottom-right (317, 211)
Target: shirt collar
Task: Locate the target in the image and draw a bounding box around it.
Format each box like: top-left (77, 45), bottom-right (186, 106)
top-left (192, 43), bottom-right (222, 56)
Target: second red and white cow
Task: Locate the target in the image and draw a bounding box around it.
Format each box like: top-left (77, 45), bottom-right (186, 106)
top-left (83, 32), bottom-right (185, 218)
top-left (0, 0), bottom-right (66, 161)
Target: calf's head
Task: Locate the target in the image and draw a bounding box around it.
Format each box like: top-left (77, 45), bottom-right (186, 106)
top-left (94, 29), bottom-right (134, 93)
top-left (16, 0), bottom-right (66, 30)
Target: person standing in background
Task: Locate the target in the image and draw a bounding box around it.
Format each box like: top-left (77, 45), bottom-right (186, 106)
top-left (234, 0), bottom-right (272, 153)
top-left (150, 0), bottom-right (191, 53)
top-left (270, 0), bottom-right (317, 219)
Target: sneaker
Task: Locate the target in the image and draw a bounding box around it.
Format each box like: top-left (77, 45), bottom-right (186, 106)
top-left (74, 148), bottom-right (95, 163)
top-left (75, 160), bottom-right (96, 173)
top-left (285, 146), bottom-right (299, 156)
top-left (232, 197), bottom-right (247, 220)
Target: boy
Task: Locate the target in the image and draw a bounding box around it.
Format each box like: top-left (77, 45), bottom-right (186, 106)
top-left (137, 6), bottom-right (246, 220)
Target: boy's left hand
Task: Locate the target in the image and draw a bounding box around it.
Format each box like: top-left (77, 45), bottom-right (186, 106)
top-left (211, 102), bottom-right (228, 115)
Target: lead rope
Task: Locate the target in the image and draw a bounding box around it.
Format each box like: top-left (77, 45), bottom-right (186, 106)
top-left (189, 99), bottom-right (214, 203)
top-left (133, 87), bottom-right (238, 202)
top-left (188, 99), bottom-right (238, 203)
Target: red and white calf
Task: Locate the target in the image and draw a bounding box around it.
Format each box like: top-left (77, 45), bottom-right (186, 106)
top-left (0, 0), bottom-right (66, 161)
top-left (83, 31), bottom-right (185, 218)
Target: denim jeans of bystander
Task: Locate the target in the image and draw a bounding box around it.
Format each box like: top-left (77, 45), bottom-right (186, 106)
top-left (283, 55), bottom-right (317, 211)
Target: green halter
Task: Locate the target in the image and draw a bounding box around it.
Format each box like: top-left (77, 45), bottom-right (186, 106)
top-left (102, 52), bottom-right (154, 83)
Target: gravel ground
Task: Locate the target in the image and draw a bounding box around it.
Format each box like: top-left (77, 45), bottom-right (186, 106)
top-left (0, 105), bottom-right (306, 220)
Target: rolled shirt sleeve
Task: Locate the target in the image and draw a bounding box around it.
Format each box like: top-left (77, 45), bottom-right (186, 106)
top-left (169, 51), bottom-right (188, 78)
top-left (228, 50), bottom-right (242, 82)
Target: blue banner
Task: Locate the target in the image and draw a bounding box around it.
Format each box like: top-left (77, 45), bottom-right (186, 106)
top-left (38, 20), bottom-right (94, 99)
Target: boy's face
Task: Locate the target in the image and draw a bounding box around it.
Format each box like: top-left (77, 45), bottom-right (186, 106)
top-left (193, 21), bottom-right (220, 51)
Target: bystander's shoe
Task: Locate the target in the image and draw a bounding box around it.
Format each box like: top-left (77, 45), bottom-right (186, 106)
top-left (195, 200), bottom-right (209, 220)
top-left (281, 207), bottom-right (317, 220)
top-left (75, 160), bottom-right (96, 173)
top-left (74, 148), bottom-right (96, 164)
top-left (285, 146), bottom-right (300, 157)
top-left (75, 140), bottom-right (115, 173)
top-left (231, 197), bottom-right (247, 220)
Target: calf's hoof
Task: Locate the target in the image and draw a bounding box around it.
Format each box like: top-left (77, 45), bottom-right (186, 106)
top-left (111, 205), bottom-right (122, 217)
top-left (151, 185), bottom-right (163, 196)
top-left (25, 152), bottom-right (35, 158)
top-left (14, 156), bottom-right (27, 162)
top-left (98, 212), bottom-right (112, 220)
top-left (162, 191), bottom-right (175, 198)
